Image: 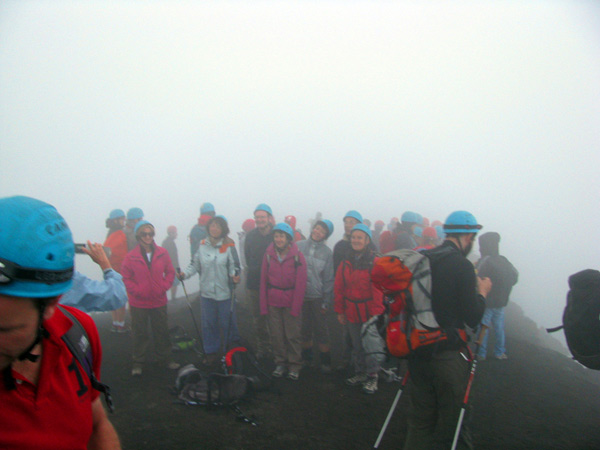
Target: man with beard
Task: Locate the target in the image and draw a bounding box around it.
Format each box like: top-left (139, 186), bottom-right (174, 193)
top-left (0, 196), bottom-right (121, 450)
top-left (403, 211), bottom-right (491, 450)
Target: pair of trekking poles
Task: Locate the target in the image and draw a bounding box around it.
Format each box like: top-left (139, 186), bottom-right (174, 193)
top-left (373, 325), bottom-right (488, 450)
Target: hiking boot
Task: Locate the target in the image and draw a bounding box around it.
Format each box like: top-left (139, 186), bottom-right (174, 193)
top-left (495, 354), bottom-right (508, 360)
top-left (272, 365), bottom-right (286, 378)
top-left (131, 365), bottom-right (142, 376)
top-left (345, 373), bottom-right (368, 386)
top-left (362, 375), bottom-right (378, 394)
top-left (288, 371), bottom-right (300, 381)
top-left (167, 361), bottom-right (181, 370)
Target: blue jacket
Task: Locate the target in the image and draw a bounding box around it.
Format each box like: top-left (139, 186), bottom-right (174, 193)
top-left (59, 269), bottom-right (127, 313)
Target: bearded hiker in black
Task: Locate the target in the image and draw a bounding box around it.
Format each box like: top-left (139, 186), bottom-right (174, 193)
top-left (404, 211), bottom-right (491, 450)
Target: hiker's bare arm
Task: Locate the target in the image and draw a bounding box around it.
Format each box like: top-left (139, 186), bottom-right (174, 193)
top-left (88, 397), bottom-right (122, 450)
top-left (477, 276), bottom-right (492, 298)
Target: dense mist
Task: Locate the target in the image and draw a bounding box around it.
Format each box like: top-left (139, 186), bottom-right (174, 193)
top-left (1, 1), bottom-right (599, 335)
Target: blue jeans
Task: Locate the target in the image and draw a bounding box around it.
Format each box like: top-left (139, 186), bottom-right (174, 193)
top-left (200, 297), bottom-right (241, 354)
top-left (478, 307), bottom-right (505, 358)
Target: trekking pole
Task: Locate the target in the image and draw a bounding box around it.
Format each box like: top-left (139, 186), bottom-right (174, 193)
top-left (373, 370), bottom-right (410, 449)
top-left (450, 325), bottom-right (488, 450)
top-left (177, 268), bottom-right (205, 357)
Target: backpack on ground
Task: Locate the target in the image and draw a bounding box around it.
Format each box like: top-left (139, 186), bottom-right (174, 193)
top-left (223, 346), bottom-right (273, 392)
top-left (169, 325), bottom-right (198, 352)
top-left (547, 269), bottom-right (600, 370)
top-left (58, 306), bottom-right (114, 412)
top-left (174, 364), bottom-right (250, 406)
top-left (370, 247), bottom-right (465, 357)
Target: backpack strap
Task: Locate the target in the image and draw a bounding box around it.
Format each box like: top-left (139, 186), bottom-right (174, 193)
top-left (58, 306), bottom-right (114, 412)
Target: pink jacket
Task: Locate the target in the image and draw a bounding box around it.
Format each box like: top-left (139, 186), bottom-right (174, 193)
top-left (260, 242), bottom-right (307, 317)
top-left (121, 244), bottom-right (175, 308)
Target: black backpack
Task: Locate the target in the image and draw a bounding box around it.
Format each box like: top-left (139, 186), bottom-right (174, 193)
top-left (548, 269), bottom-right (600, 370)
top-left (174, 364), bottom-right (250, 406)
top-left (58, 306), bottom-right (114, 411)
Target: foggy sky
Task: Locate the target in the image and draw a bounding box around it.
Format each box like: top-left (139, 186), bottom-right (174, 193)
top-left (1, 0), bottom-right (599, 332)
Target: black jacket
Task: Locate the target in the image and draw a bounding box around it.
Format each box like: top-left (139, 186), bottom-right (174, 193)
top-left (426, 241), bottom-right (486, 332)
top-left (244, 227), bottom-right (274, 290)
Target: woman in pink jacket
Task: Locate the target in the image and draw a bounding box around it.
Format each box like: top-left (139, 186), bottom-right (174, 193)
top-left (121, 220), bottom-right (178, 376)
top-left (260, 223), bottom-right (307, 380)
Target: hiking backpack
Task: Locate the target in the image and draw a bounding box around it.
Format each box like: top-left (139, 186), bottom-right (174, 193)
top-left (174, 364), bottom-right (250, 406)
top-left (370, 247), bottom-right (465, 357)
top-left (223, 347), bottom-right (273, 392)
top-left (548, 269), bottom-right (600, 370)
top-left (58, 306), bottom-right (114, 412)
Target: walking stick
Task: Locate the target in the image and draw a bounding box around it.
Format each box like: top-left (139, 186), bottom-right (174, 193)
top-left (373, 370), bottom-right (410, 449)
top-left (177, 268), bottom-right (205, 358)
top-left (450, 325), bottom-right (488, 450)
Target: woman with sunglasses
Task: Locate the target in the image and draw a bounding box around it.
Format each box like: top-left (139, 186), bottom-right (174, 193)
top-left (121, 220), bottom-right (178, 376)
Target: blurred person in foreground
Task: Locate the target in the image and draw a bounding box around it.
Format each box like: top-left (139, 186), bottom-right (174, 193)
top-left (60, 240), bottom-right (127, 313)
top-left (0, 195), bottom-right (121, 450)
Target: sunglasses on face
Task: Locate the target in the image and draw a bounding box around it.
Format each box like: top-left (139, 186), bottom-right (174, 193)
top-left (139, 231), bottom-right (155, 238)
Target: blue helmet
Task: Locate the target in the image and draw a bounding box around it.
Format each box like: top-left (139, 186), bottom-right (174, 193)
top-left (344, 210), bottom-right (363, 223)
top-left (443, 211), bottom-right (482, 234)
top-left (351, 223), bottom-right (372, 240)
top-left (200, 202), bottom-right (215, 215)
top-left (127, 207), bottom-right (144, 220)
top-left (273, 222), bottom-right (294, 241)
top-left (254, 203), bottom-right (273, 216)
top-left (0, 196), bottom-right (74, 298)
top-left (109, 209), bottom-right (125, 220)
top-left (434, 225), bottom-right (446, 240)
top-left (134, 220), bottom-right (154, 236)
top-left (401, 211), bottom-right (418, 224)
top-left (322, 219), bottom-right (334, 237)
top-left (215, 214), bottom-right (227, 223)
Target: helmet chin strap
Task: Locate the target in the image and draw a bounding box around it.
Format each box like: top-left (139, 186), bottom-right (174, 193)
top-left (17, 306), bottom-right (48, 363)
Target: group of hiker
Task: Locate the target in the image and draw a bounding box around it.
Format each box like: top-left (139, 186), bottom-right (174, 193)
top-left (0, 193), bottom-right (521, 450)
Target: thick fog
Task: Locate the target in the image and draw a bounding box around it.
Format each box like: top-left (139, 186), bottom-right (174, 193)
top-left (1, 1), bottom-right (599, 334)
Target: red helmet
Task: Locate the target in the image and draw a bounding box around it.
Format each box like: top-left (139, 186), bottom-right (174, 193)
top-left (431, 220), bottom-right (443, 227)
top-left (242, 219), bottom-right (256, 232)
top-left (422, 226), bottom-right (437, 239)
top-left (284, 215), bottom-right (297, 230)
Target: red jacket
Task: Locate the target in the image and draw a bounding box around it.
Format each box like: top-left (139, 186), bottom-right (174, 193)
top-left (334, 253), bottom-right (384, 323)
top-left (260, 242), bottom-right (307, 317)
top-left (104, 229), bottom-right (127, 273)
top-left (121, 244), bottom-right (175, 308)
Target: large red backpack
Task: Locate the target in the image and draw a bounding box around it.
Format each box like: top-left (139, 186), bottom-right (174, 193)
top-left (370, 247), bottom-right (465, 357)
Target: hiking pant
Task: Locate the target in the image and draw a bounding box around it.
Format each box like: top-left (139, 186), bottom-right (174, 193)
top-left (200, 297), bottom-right (241, 355)
top-left (478, 307), bottom-right (506, 358)
top-left (346, 321), bottom-right (380, 376)
top-left (267, 305), bottom-right (303, 372)
top-left (130, 305), bottom-right (171, 365)
top-left (246, 288), bottom-right (271, 357)
top-left (301, 297), bottom-right (330, 348)
top-left (404, 350), bottom-right (473, 450)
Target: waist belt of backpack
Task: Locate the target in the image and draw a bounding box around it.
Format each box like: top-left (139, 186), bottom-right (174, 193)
top-left (58, 306), bottom-right (114, 413)
top-left (344, 297), bottom-right (372, 322)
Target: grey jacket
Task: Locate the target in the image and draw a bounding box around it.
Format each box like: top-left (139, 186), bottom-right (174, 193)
top-left (297, 238), bottom-right (334, 308)
top-left (182, 238), bottom-right (240, 301)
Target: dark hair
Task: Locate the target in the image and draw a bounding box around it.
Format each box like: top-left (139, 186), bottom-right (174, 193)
top-left (31, 296), bottom-right (59, 314)
top-left (207, 216), bottom-right (229, 238)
